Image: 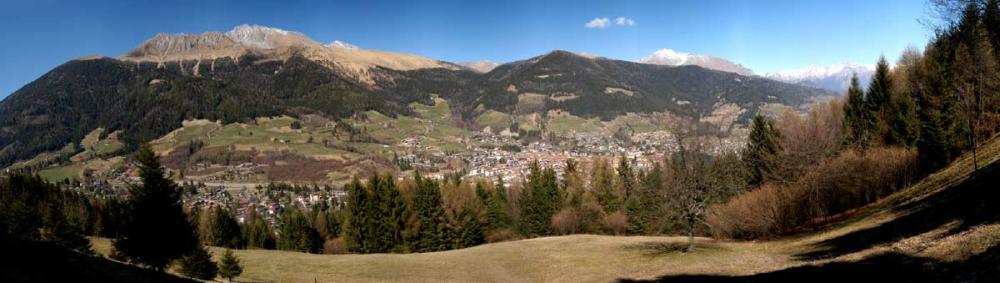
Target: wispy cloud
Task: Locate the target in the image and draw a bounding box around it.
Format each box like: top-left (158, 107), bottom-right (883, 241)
top-left (615, 17), bottom-right (635, 26)
top-left (585, 17), bottom-right (635, 29)
top-left (584, 17), bottom-right (611, 29)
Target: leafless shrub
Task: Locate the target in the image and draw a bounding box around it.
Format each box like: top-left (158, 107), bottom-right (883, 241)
top-left (551, 208), bottom-right (583, 235)
top-left (484, 228), bottom-right (522, 243)
top-left (707, 147), bottom-right (917, 239)
top-left (323, 238), bottom-right (348, 254)
top-left (602, 211), bottom-right (629, 235)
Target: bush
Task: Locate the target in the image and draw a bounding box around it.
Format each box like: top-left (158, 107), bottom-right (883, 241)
top-left (323, 238), bottom-right (348, 254)
top-left (484, 229), bottom-right (521, 243)
top-left (551, 208), bottom-right (582, 235)
top-left (707, 147), bottom-right (917, 239)
top-left (602, 211), bottom-right (629, 235)
top-left (705, 183), bottom-right (788, 239)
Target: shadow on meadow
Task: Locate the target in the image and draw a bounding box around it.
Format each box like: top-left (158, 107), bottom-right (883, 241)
top-left (619, 161), bottom-right (1000, 283)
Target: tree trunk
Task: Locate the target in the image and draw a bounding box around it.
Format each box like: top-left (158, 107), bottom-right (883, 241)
top-left (686, 219), bottom-right (695, 252)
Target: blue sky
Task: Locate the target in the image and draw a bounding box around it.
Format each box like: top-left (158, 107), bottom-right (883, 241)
top-left (0, 0), bottom-right (932, 98)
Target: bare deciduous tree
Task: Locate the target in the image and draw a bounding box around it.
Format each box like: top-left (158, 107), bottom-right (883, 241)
top-left (667, 118), bottom-right (746, 252)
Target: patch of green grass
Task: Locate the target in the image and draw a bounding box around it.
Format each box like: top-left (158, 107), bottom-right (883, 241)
top-left (547, 112), bottom-right (603, 135)
top-left (476, 110), bottom-right (512, 131)
top-left (10, 143), bottom-right (77, 170)
top-left (607, 113), bottom-right (659, 133)
top-left (412, 98), bottom-right (452, 124)
top-left (80, 128), bottom-right (104, 148)
top-left (38, 163), bottom-right (84, 182)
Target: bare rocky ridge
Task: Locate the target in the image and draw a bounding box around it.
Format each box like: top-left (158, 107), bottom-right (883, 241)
top-left (459, 60), bottom-right (501, 73)
top-left (121, 24), bottom-right (460, 84)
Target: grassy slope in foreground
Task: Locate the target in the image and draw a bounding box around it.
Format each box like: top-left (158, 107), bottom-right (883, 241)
top-left (90, 136), bottom-right (1000, 283)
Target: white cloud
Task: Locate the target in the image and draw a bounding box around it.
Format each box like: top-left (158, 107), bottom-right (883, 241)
top-left (585, 17), bottom-right (635, 29)
top-left (585, 17), bottom-right (611, 29)
top-left (640, 48), bottom-right (691, 65)
top-left (615, 17), bottom-right (635, 26)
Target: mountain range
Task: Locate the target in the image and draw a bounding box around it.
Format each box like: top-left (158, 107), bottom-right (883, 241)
top-left (0, 24), bottom-right (834, 167)
top-left (764, 64), bottom-right (875, 94)
top-left (636, 48), bottom-right (874, 93)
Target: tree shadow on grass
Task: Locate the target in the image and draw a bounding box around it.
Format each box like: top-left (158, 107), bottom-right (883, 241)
top-left (794, 161), bottom-right (1000, 261)
top-left (623, 241), bottom-right (725, 257)
top-left (618, 161), bottom-right (1000, 283)
top-left (619, 244), bottom-right (1000, 282)
top-left (0, 237), bottom-right (195, 283)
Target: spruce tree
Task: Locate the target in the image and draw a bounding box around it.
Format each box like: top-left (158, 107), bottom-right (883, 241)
top-left (453, 206), bottom-right (484, 248)
top-left (742, 114), bottom-right (781, 185)
top-left (867, 56), bottom-right (894, 144)
top-left (844, 73), bottom-right (869, 148)
top-left (210, 206), bottom-right (243, 248)
top-left (344, 178), bottom-right (369, 253)
top-left (519, 162), bottom-right (561, 236)
top-left (372, 174), bottom-right (406, 253)
top-left (114, 144), bottom-right (198, 270)
top-left (626, 162), bottom-right (665, 235)
top-left (412, 172), bottom-right (451, 252)
top-left (0, 174), bottom-right (92, 254)
top-left (277, 209), bottom-right (323, 253)
top-left (242, 208), bottom-right (275, 249)
top-left (477, 181), bottom-right (512, 231)
top-left (917, 44), bottom-right (959, 172)
top-left (178, 245), bottom-right (218, 280)
top-left (42, 195), bottom-right (94, 254)
top-left (217, 249), bottom-right (244, 282)
top-left (887, 89), bottom-right (920, 146)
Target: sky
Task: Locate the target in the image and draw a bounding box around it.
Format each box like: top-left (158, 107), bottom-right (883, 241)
top-left (0, 0), bottom-right (933, 98)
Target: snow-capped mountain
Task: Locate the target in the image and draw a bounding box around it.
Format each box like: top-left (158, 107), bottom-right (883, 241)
top-left (224, 24), bottom-right (299, 49)
top-left (327, 40), bottom-right (359, 49)
top-left (639, 48), bottom-right (755, 76)
top-left (459, 60), bottom-right (501, 73)
top-left (765, 64), bottom-right (875, 94)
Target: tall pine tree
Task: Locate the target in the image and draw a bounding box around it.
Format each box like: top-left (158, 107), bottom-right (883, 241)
top-left (742, 114), bottom-right (781, 185)
top-left (277, 209), bottom-right (323, 253)
top-left (242, 208), bottom-right (275, 249)
top-left (113, 144), bottom-right (198, 270)
top-left (887, 86), bottom-right (920, 146)
top-left (477, 180), bottom-right (512, 232)
top-left (844, 73), bottom-right (870, 148)
top-left (208, 206), bottom-right (243, 248)
top-left (867, 56), bottom-right (894, 145)
top-left (373, 174), bottom-right (406, 253)
top-left (344, 177), bottom-right (369, 253)
top-left (519, 162), bottom-right (561, 236)
top-left (411, 172), bottom-right (451, 252)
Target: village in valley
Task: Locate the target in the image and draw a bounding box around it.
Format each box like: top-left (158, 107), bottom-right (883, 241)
top-left (57, 119), bottom-right (746, 228)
